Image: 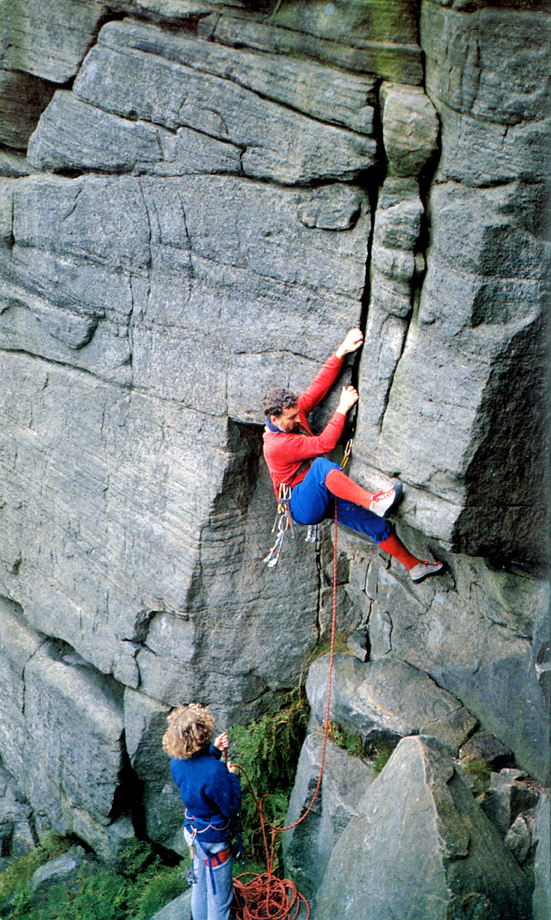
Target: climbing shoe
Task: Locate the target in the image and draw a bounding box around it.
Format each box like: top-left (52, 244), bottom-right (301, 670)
top-left (369, 481), bottom-right (403, 517)
top-left (409, 560), bottom-right (444, 583)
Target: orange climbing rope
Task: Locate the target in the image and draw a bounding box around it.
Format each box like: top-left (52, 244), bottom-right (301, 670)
top-left (232, 501), bottom-right (340, 920)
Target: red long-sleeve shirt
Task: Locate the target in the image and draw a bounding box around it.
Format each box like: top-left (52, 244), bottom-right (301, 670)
top-left (263, 354), bottom-right (346, 496)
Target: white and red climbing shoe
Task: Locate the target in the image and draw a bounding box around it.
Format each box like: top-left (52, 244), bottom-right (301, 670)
top-left (369, 481), bottom-right (403, 517)
top-left (409, 560), bottom-right (444, 583)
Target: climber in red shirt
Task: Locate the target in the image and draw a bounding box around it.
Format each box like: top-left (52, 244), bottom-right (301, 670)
top-left (262, 328), bottom-right (443, 584)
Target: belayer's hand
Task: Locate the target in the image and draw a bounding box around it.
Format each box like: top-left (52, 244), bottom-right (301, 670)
top-left (337, 385), bottom-right (359, 414)
top-left (214, 732), bottom-right (229, 752)
top-left (336, 328), bottom-right (364, 359)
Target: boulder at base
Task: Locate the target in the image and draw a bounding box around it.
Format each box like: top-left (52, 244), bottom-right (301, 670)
top-left (315, 736), bottom-right (532, 920)
top-left (283, 733), bottom-right (376, 901)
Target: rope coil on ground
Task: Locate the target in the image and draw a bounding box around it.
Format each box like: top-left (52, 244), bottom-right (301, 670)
top-left (233, 501), bottom-right (340, 919)
top-left (233, 872), bottom-right (306, 920)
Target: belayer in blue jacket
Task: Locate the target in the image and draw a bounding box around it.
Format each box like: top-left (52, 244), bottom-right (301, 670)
top-left (163, 703), bottom-right (242, 920)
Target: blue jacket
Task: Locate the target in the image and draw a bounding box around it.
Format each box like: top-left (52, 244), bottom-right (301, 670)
top-left (171, 746), bottom-right (242, 845)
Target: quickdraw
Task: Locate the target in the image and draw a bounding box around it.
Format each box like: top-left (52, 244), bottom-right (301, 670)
top-left (263, 483), bottom-right (294, 568)
top-left (341, 437), bottom-right (353, 470)
top-left (305, 524), bottom-right (317, 544)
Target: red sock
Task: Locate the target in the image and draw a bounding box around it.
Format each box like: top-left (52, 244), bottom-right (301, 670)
top-left (379, 533), bottom-right (420, 570)
top-left (325, 469), bottom-right (373, 508)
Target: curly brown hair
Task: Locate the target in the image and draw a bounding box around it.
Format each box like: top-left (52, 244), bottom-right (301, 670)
top-left (162, 703), bottom-right (215, 759)
top-left (262, 387), bottom-right (298, 418)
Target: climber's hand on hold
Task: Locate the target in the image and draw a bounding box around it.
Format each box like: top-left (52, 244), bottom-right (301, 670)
top-left (336, 328), bottom-right (364, 359)
top-left (337, 385), bottom-right (359, 415)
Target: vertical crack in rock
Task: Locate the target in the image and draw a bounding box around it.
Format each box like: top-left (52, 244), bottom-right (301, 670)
top-left (59, 184), bottom-right (83, 223)
top-left (125, 272), bottom-right (135, 382)
top-left (137, 177), bottom-right (153, 272)
top-left (313, 527), bottom-right (325, 647)
top-left (355, 166), bottom-right (381, 374)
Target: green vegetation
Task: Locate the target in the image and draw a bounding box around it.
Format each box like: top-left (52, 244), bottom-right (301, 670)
top-left (305, 634), bottom-right (350, 663)
top-left (326, 721), bottom-right (364, 759)
top-left (0, 836), bottom-right (70, 912)
top-left (326, 723), bottom-right (398, 776)
top-left (463, 757), bottom-right (492, 786)
top-left (372, 743), bottom-right (394, 775)
top-left (0, 837), bottom-right (188, 920)
top-left (230, 688), bottom-right (309, 873)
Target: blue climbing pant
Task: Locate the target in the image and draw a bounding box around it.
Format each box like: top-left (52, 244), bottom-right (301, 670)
top-left (289, 458), bottom-right (392, 544)
top-left (184, 830), bottom-right (234, 920)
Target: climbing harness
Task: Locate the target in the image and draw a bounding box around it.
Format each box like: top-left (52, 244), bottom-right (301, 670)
top-left (263, 439), bottom-right (353, 567)
top-left (185, 810), bottom-right (234, 893)
top-left (184, 810), bottom-right (232, 837)
top-left (233, 501), bottom-right (341, 919)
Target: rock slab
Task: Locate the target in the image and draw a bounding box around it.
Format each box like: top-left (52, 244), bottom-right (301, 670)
top-left (283, 733), bottom-right (376, 901)
top-left (315, 736), bottom-right (532, 920)
top-left (307, 653), bottom-right (477, 753)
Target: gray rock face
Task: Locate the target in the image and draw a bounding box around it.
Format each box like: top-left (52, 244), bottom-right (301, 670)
top-left (283, 733), bottom-right (376, 901)
top-left (361, 553), bottom-right (550, 783)
top-left (32, 22), bottom-right (376, 185)
top-left (0, 0), bottom-right (109, 82)
top-left (0, 0), bottom-right (548, 904)
top-left (0, 157), bottom-right (365, 695)
top-left (96, 19), bottom-right (378, 136)
top-left (315, 736), bottom-right (532, 920)
top-left (421, 4), bottom-right (550, 125)
top-left (0, 598), bottom-right (42, 781)
top-left (0, 763), bottom-right (33, 857)
top-left (381, 82), bottom-right (439, 177)
top-left (350, 0), bottom-right (550, 569)
top-left (434, 100), bottom-right (550, 186)
top-left (355, 177), bottom-right (549, 557)
top-left (307, 654), bottom-right (476, 754)
top-left (215, 5), bottom-right (423, 83)
top-left (23, 643), bottom-right (125, 848)
top-left (151, 889), bottom-right (192, 920)
top-left (532, 793), bottom-right (550, 920)
top-left (480, 770), bottom-right (538, 840)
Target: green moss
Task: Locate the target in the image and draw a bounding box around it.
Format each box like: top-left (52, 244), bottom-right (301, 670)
top-left (463, 757), bottom-right (492, 785)
top-left (0, 837), bottom-right (188, 920)
top-left (326, 721), bottom-right (364, 759)
top-left (372, 743), bottom-right (393, 775)
top-left (0, 835), bottom-right (70, 911)
top-left (307, 635), bottom-right (350, 663)
top-left (463, 757), bottom-right (491, 782)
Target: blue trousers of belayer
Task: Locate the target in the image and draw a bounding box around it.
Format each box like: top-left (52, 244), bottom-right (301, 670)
top-left (289, 458), bottom-right (392, 543)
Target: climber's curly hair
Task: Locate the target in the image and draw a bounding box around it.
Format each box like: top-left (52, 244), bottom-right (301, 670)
top-left (162, 703), bottom-right (215, 759)
top-left (262, 387), bottom-right (298, 418)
